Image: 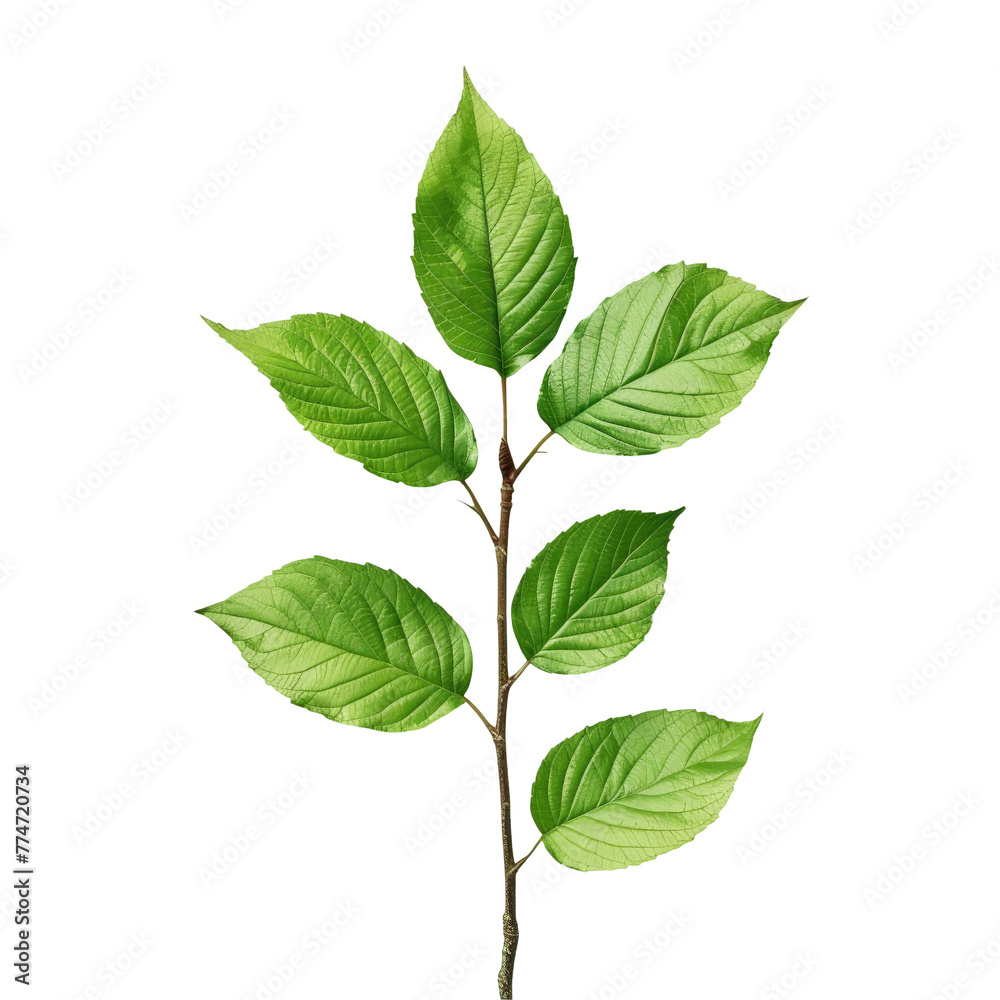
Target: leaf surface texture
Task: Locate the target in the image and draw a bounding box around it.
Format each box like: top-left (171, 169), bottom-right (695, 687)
top-left (538, 263), bottom-right (804, 454)
top-left (206, 312), bottom-right (477, 487)
top-left (511, 509), bottom-right (682, 674)
top-left (413, 72), bottom-right (576, 377)
top-left (531, 709), bottom-right (760, 871)
top-left (199, 557), bottom-right (473, 732)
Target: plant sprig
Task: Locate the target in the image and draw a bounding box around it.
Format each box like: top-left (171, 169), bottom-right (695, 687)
top-left (198, 69), bottom-right (804, 998)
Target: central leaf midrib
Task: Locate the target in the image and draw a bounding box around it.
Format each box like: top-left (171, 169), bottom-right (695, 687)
top-left (286, 317), bottom-right (465, 477)
top-left (543, 727), bottom-right (747, 839)
top-left (468, 98), bottom-right (504, 369)
top-left (532, 521), bottom-right (664, 655)
top-left (235, 612), bottom-right (463, 700)
top-left (554, 283), bottom-right (778, 432)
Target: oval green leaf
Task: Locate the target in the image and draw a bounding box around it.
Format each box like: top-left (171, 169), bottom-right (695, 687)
top-left (205, 312), bottom-right (478, 487)
top-left (511, 509), bottom-right (682, 675)
top-left (537, 262), bottom-right (805, 455)
top-left (412, 70), bottom-right (576, 377)
top-left (197, 557), bottom-right (473, 733)
top-left (531, 709), bottom-right (760, 871)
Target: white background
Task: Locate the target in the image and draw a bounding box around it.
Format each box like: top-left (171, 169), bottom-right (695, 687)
top-left (4, 0), bottom-right (1000, 997)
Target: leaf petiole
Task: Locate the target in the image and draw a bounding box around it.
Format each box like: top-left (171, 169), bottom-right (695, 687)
top-left (503, 661), bottom-right (531, 691)
top-left (513, 431), bottom-right (554, 480)
top-left (463, 696), bottom-right (498, 737)
top-left (508, 837), bottom-right (543, 878)
top-left (460, 480), bottom-right (499, 543)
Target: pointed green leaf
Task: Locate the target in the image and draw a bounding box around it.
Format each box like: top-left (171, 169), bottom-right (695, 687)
top-left (197, 557), bottom-right (472, 733)
top-left (531, 710), bottom-right (760, 872)
top-left (511, 509), bottom-right (682, 675)
top-left (537, 262), bottom-right (805, 455)
top-left (412, 71), bottom-right (576, 377)
top-left (205, 312), bottom-right (478, 487)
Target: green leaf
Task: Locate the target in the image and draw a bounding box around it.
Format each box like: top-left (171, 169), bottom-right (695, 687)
top-left (537, 263), bottom-right (805, 455)
top-left (531, 710), bottom-right (760, 872)
top-left (197, 557), bottom-right (473, 733)
top-left (412, 70), bottom-right (576, 378)
top-left (511, 509), bottom-right (682, 675)
top-left (205, 312), bottom-right (477, 487)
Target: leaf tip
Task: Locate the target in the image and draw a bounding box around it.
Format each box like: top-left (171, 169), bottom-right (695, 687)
top-left (202, 315), bottom-right (227, 336)
top-left (461, 67), bottom-right (483, 104)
